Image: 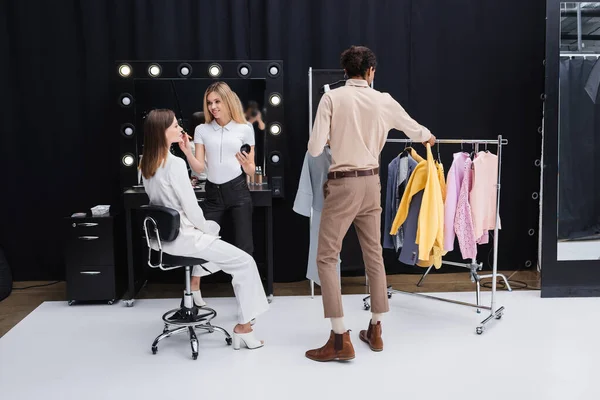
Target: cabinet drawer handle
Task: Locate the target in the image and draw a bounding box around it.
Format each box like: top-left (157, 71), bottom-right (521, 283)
top-left (80, 271), bottom-right (101, 275)
top-left (73, 223), bottom-right (99, 228)
top-left (78, 236), bottom-right (99, 240)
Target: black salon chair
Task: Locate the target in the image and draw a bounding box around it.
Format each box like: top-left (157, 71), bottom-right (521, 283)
top-left (141, 205), bottom-right (232, 360)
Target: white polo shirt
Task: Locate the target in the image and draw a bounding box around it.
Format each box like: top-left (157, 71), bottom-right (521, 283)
top-left (194, 120), bottom-right (255, 184)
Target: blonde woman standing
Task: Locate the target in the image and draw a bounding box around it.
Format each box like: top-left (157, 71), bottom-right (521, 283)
top-left (180, 82), bottom-right (256, 308)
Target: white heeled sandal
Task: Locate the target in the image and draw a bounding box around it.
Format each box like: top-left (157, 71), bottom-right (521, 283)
top-left (191, 290), bottom-right (207, 307)
top-left (232, 330), bottom-right (264, 350)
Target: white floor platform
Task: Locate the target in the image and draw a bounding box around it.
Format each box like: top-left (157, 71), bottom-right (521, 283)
top-left (1, 291), bottom-right (599, 400)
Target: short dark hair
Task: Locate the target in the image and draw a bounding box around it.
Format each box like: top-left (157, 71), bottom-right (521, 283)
top-left (340, 46), bottom-right (377, 78)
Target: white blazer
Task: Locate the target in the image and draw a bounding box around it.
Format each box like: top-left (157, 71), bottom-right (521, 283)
top-left (143, 152), bottom-right (220, 256)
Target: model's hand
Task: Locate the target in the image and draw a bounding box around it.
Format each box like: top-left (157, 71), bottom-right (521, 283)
top-left (423, 134), bottom-right (436, 147)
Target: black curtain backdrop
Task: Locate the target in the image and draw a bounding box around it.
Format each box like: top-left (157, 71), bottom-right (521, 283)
top-left (558, 58), bottom-right (600, 240)
top-left (0, 0), bottom-right (545, 281)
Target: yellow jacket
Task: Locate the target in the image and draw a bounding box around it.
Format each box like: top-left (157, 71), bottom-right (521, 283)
top-left (390, 144), bottom-right (445, 268)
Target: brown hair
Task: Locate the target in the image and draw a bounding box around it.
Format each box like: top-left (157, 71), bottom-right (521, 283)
top-left (340, 45), bottom-right (377, 78)
top-left (203, 82), bottom-right (247, 124)
top-left (140, 109), bottom-right (175, 179)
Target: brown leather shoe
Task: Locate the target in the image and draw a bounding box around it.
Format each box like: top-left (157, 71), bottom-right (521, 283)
top-left (359, 321), bottom-right (383, 352)
top-left (305, 330), bottom-right (355, 362)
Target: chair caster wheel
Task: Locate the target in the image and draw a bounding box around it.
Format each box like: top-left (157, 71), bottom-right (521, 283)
top-left (152, 346), bottom-right (157, 354)
top-left (495, 314), bottom-right (503, 320)
top-left (108, 300), bottom-right (114, 305)
top-left (476, 327), bottom-right (484, 335)
top-left (192, 353), bottom-right (198, 360)
top-left (68, 300), bottom-right (74, 306)
top-left (124, 300), bottom-right (134, 307)
top-left (364, 303), bottom-right (371, 311)
top-left (387, 293), bottom-right (392, 299)
top-left (226, 338), bottom-right (232, 346)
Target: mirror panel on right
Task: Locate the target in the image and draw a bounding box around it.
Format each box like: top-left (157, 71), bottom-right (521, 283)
top-left (558, 2), bottom-right (600, 260)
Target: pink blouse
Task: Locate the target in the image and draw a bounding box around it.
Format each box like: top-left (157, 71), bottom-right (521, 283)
top-left (470, 152), bottom-right (501, 244)
top-left (454, 158), bottom-right (477, 260)
top-left (444, 152), bottom-right (470, 252)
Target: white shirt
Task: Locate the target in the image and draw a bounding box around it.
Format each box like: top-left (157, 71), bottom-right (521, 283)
top-left (194, 120), bottom-right (255, 184)
top-left (143, 153), bottom-right (220, 255)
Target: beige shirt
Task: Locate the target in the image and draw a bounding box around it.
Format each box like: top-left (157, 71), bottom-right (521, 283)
top-left (308, 79), bottom-right (432, 172)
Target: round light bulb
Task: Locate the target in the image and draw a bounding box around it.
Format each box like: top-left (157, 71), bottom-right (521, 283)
top-left (270, 124), bottom-right (281, 135)
top-left (122, 154), bottom-right (135, 167)
top-left (240, 66), bottom-right (249, 76)
top-left (271, 154), bottom-right (280, 163)
top-left (269, 94), bottom-right (281, 106)
top-left (269, 66), bottom-right (279, 76)
top-left (148, 64), bottom-right (161, 77)
top-left (124, 127), bottom-right (134, 136)
top-left (121, 96), bottom-right (131, 106)
top-left (180, 66), bottom-right (190, 76)
top-left (209, 65), bottom-right (222, 77)
top-left (119, 64), bottom-right (131, 77)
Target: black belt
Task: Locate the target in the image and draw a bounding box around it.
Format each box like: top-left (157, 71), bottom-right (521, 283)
top-left (327, 168), bottom-right (379, 180)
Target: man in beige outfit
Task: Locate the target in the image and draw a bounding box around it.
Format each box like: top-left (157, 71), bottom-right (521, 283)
top-left (305, 45), bottom-right (436, 362)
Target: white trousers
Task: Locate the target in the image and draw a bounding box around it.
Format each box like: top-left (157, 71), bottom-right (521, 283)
top-left (190, 239), bottom-right (269, 324)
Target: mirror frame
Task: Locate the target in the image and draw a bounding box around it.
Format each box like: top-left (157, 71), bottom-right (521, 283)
top-left (114, 60), bottom-right (285, 197)
top-left (542, 0), bottom-right (600, 296)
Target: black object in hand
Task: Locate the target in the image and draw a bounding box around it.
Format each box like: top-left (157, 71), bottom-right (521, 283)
top-left (240, 144), bottom-right (251, 154)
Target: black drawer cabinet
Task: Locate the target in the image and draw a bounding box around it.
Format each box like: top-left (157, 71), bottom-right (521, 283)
top-left (64, 212), bottom-right (126, 305)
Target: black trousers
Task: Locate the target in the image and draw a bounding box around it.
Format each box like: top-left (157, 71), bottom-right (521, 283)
top-left (200, 173), bottom-right (254, 255)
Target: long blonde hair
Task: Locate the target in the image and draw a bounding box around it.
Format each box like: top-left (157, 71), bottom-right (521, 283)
top-left (203, 82), bottom-right (247, 125)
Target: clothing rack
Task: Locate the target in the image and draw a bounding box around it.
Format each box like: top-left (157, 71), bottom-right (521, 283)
top-left (364, 135), bottom-right (508, 334)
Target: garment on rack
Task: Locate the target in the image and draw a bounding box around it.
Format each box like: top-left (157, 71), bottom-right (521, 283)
top-left (384, 155), bottom-right (402, 250)
top-left (444, 152), bottom-right (470, 252)
top-left (391, 144), bottom-right (445, 268)
top-left (470, 151), bottom-right (502, 244)
top-left (389, 152), bottom-right (421, 264)
top-left (293, 148), bottom-right (341, 285)
top-left (454, 158), bottom-right (477, 259)
top-left (384, 148), bottom-right (416, 250)
top-left (395, 153), bottom-right (420, 253)
top-left (437, 162), bottom-right (446, 202)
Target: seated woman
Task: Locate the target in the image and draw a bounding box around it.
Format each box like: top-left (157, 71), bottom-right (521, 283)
top-left (140, 109), bottom-right (269, 350)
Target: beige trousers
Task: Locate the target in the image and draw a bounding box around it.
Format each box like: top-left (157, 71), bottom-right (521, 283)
top-left (317, 174), bottom-right (390, 318)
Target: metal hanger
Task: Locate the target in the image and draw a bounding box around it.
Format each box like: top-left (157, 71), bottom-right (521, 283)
top-left (319, 79), bottom-right (346, 94)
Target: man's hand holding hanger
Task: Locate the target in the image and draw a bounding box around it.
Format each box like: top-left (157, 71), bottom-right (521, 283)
top-left (423, 134), bottom-right (436, 147)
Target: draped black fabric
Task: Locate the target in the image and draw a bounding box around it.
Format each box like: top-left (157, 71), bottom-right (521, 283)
top-left (558, 58), bottom-right (600, 240)
top-left (0, 0), bottom-right (545, 281)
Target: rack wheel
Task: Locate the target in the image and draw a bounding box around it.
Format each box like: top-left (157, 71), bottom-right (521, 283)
top-left (226, 338), bottom-right (232, 346)
top-left (363, 302), bottom-right (371, 311)
top-left (68, 300), bottom-right (74, 306)
top-left (495, 313), bottom-right (503, 320)
top-left (192, 353), bottom-right (198, 360)
top-left (107, 300), bottom-right (114, 305)
top-left (124, 300), bottom-right (134, 307)
top-left (476, 327), bottom-right (484, 335)
top-left (152, 346), bottom-right (157, 355)
top-left (387, 293), bottom-right (392, 299)
top-left (477, 309), bottom-right (481, 314)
